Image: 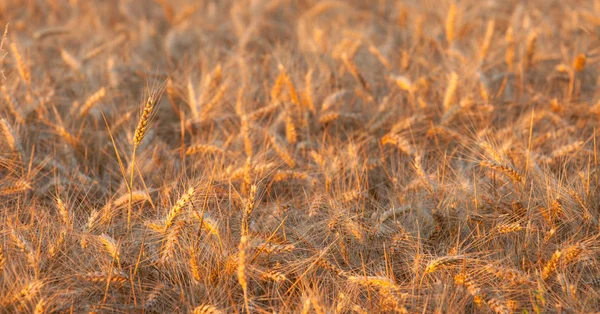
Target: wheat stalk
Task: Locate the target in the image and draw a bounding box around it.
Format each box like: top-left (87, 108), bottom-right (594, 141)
top-left (237, 234), bottom-right (250, 313)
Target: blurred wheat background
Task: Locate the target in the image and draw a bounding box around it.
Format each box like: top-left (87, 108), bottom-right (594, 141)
top-left (0, 0), bottom-right (600, 313)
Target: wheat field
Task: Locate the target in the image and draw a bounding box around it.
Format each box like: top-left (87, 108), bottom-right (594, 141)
top-left (1, 0), bottom-right (600, 313)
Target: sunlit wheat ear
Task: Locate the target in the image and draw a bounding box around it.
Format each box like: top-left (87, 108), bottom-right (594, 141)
top-left (129, 94), bottom-right (158, 229)
top-left (454, 274), bottom-right (486, 306)
top-left (160, 221), bottom-right (183, 263)
top-left (483, 264), bottom-right (533, 285)
top-left (133, 96), bottom-right (157, 149)
top-left (189, 247), bottom-right (202, 282)
top-left (285, 115), bottom-right (297, 144)
top-left (442, 72), bottom-right (458, 110)
top-left (143, 282), bottom-right (165, 310)
top-left (303, 69), bottom-right (315, 113)
top-left (186, 144), bottom-right (228, 156)
top-left (33, 26), bottom-right (69, 40)
top-left (270, 64), bottom-right (289, 103)
top-left (495, 221), bottom-right (523, 234)
top-left (550, 141), bottom-right (583, 159)
top-left (347, 275), bottom-right (401, 292)
top-left (164, 186), bottom-right (195, 230)
top-left (0, 118), bottom-right (21, 153)
top-left (98, 233), bottom-right (120, 265)
top-left (382, 133), bottom-right (415, 155)
top-left (260, 270), bottom-right (286, 283)
top-left (241, 114), bottom-right (253, 158)
top-left (505, 26), bottom-right (515, 71)
top-left (10, 229), bottom-right (36, 269)
top-left (193, 304), bottom-right (224, 314)
top-left (13, 280), bottom-right (43, 305)
top-left (10, 42), bottom-right (30, 84)
top-left (480, 161), bottom-right (522, 184)
top-left (478, 141), bottom-right (503, 164)
top-left (270, 135), bottom-right (295, 167)
top-left (0, 245), bottom-right (5, 276)
top-left (542, 250), bottom-right (561, 280)
top-left (573, 54), bottom-right (586, 72)
top-left (192, 212), bottom-right (220, 239)
top-left (1, 86), bottom-right (25, 124)
top-left (34, 297), bottom-right (47, 314)
top-left (341, 53), bottom-right (371, 92)
top-left (424, 255), bottom-right (467, 274)
top-left (79, 87), bottom-right (106, 118)
top-left (525, 31), bottom-right (537, 69)
top-left (80, 271), bottom-right (128, 284)
top-left (201, 82), bottom-right (227, 120)
top-left (60, 49), bottom-right (82, 74)
top-left (480, 19), bottom-right (495, 61)
top-left (445, 2), bottom-right (457, 46)
top-left (48, 229), bottom-right (66, 259)
top-left (54, 124), bottom-right (78, 147)
top-left (56, 196), bottom-right (70, 228)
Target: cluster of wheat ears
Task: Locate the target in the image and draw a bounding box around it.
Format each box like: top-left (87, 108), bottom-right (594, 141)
top-left (0, 0), bottom-right (599, 313)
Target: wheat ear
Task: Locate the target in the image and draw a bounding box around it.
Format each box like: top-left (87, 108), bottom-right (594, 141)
top-left (129, 96), bottom-right (157, 229)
